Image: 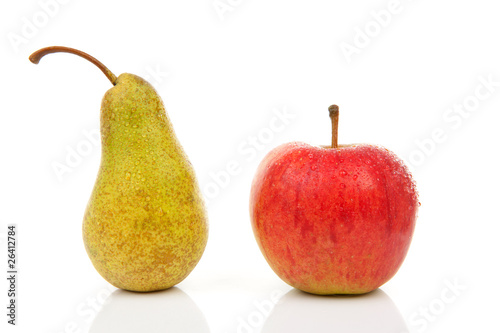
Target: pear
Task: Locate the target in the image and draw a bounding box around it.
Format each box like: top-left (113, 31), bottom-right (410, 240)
top-left (30, 46), bottom-right (208, 292)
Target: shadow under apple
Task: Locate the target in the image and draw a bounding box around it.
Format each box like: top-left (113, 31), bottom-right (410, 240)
top-left (261, 288), bottom-right (409, 333)
top-left (89, 287), bottom-right (210, 333)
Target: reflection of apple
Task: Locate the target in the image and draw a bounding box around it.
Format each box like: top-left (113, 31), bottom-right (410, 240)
top-left (261, 288), bottom-right (408, 333)
top-left (250, 105), bottom-right (419, 294)
top-left (89, 287), bottom-right (210, 333)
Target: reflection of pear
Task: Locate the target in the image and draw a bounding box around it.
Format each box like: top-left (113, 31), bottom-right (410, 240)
top-left (89, 287), bottom-right (210, 333)
top-left (30, 46), bottom-right (208, 292)
top-left (262, 289), bottom-right (408, 333)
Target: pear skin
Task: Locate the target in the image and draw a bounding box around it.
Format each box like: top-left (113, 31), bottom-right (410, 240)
top-left (83, 73), bottom-right (208, 291)
top-left (30, 47), bottom-right (208, 292)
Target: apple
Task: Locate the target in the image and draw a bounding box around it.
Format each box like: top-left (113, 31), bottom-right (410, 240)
top-left (250, 105), bottom-right (419, 295)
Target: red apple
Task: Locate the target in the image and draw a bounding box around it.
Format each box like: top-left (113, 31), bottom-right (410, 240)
top-left (250, 105), bottom-right (418, 295)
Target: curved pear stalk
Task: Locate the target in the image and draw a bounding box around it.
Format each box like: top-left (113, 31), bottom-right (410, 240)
top-left (30, 46), bottom-right (117, 85)
top-left (30, 47), bottom-right (209, 292)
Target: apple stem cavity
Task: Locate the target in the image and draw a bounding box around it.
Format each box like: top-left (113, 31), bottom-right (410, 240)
top-left (329, 104), bottom-right (339, 149)
top-left (29, 46), bottom-right (118, 86)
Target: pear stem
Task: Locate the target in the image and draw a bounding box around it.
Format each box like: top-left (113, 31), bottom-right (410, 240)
top-left (29, 46), bottom-right (117, 85)
top-left (328, 105), bottom-right (339, 148)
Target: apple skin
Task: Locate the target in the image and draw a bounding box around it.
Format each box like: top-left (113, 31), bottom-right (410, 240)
top-left (250, 142), bottom-right (418, 295)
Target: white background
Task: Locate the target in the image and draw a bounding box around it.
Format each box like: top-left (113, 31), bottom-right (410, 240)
top-left (1, 0), bottom-right (500, 332)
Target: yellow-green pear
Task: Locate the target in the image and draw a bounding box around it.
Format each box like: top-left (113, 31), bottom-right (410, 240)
top-left (30, 46), bottom-right (208, 292)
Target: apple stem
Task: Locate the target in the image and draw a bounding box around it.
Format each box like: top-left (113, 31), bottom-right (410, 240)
top-left (29, 46), bottom-right (117, 85)
top-left (329, 105), bottom-right (339, 148)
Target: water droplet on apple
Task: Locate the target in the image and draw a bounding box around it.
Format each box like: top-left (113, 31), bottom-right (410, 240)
top-left (311, 165), bottom-right (317, 171)
top-left (339, 170), bottom-right (347, 176)
top-left (339, 158), bottom-right (344, 163)
top-left (353, 175), bottom-right (358, 180)
top-left (308, 154), bottom-right (314, 159)
top-left (339, 183), bottom-right (346, 188)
